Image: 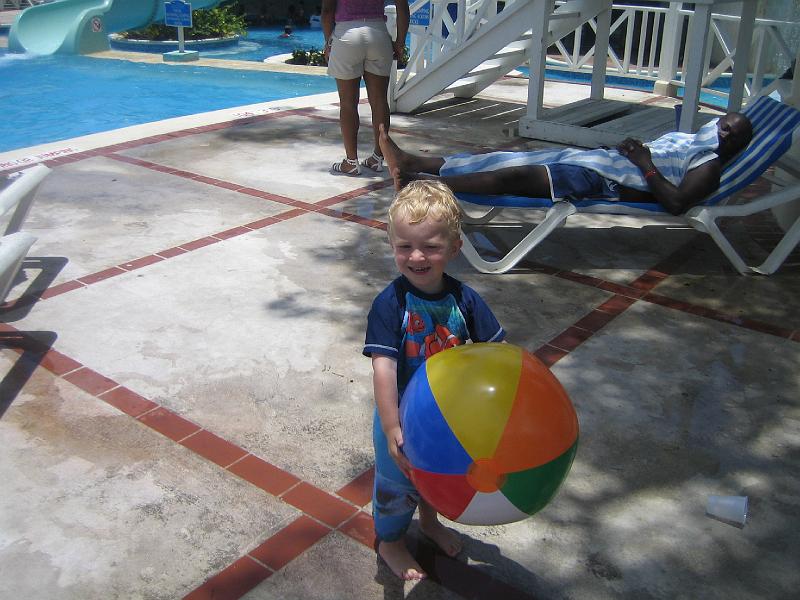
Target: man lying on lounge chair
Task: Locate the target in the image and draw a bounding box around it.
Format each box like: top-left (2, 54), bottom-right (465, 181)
top-left (378, 113), bottom-right (752, 216)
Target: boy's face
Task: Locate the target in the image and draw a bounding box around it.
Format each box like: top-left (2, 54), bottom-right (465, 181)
top-left (390, 215), bottom-right (462, 295)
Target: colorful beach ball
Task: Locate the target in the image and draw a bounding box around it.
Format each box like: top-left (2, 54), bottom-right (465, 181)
top-left (399, 343), bottom-right (579, 525)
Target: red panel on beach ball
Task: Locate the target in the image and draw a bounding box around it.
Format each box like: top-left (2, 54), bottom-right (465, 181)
top-left (409, 468), bottom-right (477, 522)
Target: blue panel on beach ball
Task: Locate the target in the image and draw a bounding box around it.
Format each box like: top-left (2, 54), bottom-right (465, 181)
top-left (400, 364), bottom-right (472, 474)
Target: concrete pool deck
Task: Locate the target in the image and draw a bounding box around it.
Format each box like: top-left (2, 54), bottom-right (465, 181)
top-left (1, 66), bottom-right (799, 599)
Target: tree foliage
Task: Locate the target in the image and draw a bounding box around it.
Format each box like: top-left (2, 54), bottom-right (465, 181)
top-left (122, 2), bottom-right (246, 41)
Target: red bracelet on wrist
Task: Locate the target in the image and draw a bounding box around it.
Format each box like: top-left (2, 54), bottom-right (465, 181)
top-left (644, 169), bottom-right (658, 180)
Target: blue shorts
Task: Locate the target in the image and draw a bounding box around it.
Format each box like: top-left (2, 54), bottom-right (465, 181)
top-left (545, 163), bottom-right (619, 201)
top-left (372, 410), bottom-right (420, 541)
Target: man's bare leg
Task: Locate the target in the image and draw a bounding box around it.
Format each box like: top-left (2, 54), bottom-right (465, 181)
top-left (378, 538), bottom-right (427, 580)
top-left (379, 125), bottom-right (552, 197)
top-left (418, 498), bottom-right (463, 557)
top-left (379, 124), bottom-right (445, 188)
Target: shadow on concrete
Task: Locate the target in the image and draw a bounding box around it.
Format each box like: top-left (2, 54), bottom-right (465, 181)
top-left (0, 256), bottom-right (68, 321)
top-left (0, 330), bottom-right (57, 419)
top-left (374, 532), bottom-right (541, 600)
top-left (298, 199), bottom-right (800, 598)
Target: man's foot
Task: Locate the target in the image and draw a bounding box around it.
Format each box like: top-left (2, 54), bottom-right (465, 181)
top-left (378, 539), bottom-right (427, 581)
top-left (419, 520), bottom-right (463, 557)
top-left (378, 125), bottom-right (418, 191)
top-left (387, 166), bottom-right (419, 192)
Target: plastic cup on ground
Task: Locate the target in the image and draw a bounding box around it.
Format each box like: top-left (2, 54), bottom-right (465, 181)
top-left (706, 495), bottom-right (748, 527)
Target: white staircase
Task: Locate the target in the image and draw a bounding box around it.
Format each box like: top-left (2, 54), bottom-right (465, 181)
top-left (392, 0), bottom-right (609, 114)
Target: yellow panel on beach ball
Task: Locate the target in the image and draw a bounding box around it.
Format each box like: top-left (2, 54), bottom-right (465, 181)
top-left (426, 344), bottom-right (521, 459)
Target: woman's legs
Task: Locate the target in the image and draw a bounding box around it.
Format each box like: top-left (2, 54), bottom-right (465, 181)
top-left (335, 77), bottom-right (362, 173)
top-left (363, 70), bottom-right (390, 163)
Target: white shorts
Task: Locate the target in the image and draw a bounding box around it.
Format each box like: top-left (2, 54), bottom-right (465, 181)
top-left (327, 20), bottom-right (393, 80)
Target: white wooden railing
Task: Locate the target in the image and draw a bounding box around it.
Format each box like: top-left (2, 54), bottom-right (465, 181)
top-left (392, 0), bottom-right (799, 107)
top-left (396, 0), bottom-right (510, 92)
top-left (548, 2), bottom-right (799, 103)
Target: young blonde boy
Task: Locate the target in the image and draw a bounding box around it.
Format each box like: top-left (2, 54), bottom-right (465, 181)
top-left (363, 180), bottom-right (505, 580)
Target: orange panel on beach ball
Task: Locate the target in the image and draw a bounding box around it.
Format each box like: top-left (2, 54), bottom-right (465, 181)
top-left (492, 351), bottom-right (579, 473)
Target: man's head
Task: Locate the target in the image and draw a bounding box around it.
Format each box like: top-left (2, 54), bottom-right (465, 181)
top-left (716, 112), bottom-right (753, 160)
top-left (387, 180), bottom-right (463, 294)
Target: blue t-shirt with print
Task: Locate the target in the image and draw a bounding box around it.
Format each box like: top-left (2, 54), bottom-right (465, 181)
top-left (363, 274), bottom-right (505, 396)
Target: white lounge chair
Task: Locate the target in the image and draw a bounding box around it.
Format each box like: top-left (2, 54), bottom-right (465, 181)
top-left (456, 96), bottom-right (800, 275)
top-left (0, 164), bottom-right (50, 302)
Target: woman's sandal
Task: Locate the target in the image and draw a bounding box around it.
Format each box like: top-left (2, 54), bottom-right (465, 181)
top-left (330, 157), bottom-right (361, 176)
top-left (361, 152), bottom-right (384, 173)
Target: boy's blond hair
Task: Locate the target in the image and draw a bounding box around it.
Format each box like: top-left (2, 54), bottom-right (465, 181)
top-left (387, 180), bottom-right (462, 242)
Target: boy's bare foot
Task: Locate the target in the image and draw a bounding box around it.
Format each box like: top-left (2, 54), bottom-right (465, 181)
top-left (378, 539), bottom-right (427, 580)
top-left (420, 520), bottom-right (463, 557)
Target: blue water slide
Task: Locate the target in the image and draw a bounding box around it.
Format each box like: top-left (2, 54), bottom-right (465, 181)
top-left (9, 0), bottom-right (224, 55)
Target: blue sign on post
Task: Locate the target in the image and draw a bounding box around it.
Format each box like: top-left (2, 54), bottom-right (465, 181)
top-left (410, 1), bottom-right (431, 27)
top-left (165, 0), bottom-right (192, 28)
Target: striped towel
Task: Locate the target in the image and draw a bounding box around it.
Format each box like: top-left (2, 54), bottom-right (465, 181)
top-left (441, 118), bottom-right (721, 191)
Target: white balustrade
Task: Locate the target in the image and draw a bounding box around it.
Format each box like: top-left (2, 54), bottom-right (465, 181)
top-left (394, 0), bottom-right (799, 108)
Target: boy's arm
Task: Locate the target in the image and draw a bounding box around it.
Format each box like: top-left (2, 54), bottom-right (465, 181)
top-left (372, 355), bottom-right (412, 475)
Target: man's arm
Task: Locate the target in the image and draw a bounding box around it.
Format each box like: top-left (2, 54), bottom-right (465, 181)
top-left (618, 138), bottom-right (722, 215)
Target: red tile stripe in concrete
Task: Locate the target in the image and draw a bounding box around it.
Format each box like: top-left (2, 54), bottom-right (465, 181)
top-left (184, 555), bottom-right (272, 600)
top-left (3, 105), bottom-right (797, 599)
top-left (0, 324), bottom-right (376, 598)
top-left (1, 154), bottom-right (391, 313)
top-left (8, 101), bottom-right (793, 345)
top-left (0, 321), bottom-right (540, 600)
top-left (528, 232), bottom-right (773, 366)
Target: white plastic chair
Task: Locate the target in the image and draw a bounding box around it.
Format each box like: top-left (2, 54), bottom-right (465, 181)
top-left (456, 96), bottom-right (800, 275)
top-left (0, 164), bottom-right (50, 302)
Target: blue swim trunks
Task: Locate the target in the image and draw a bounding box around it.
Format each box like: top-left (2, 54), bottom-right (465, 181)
top-left (545, 163), bottom-right (620, 201)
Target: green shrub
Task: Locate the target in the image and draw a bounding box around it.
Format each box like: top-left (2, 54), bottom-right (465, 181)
top-left (122, 1), bottom-right (246, 41)
top-left (289, 48), bottom-right (327, 66)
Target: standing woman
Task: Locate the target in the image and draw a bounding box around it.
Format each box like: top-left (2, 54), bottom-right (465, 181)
top-left (323, 0), bottom-right (410, 176)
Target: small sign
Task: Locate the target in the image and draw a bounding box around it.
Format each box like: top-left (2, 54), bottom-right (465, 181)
top-left (90, 16), bottom-right (103, 33)
top-left (410, 1), bottom-right (430, 27)
top-left (165, 0), bottom-right (192, 28)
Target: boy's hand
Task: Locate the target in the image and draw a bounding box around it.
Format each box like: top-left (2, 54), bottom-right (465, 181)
top-left (386, 425), bottom-right (412, 476)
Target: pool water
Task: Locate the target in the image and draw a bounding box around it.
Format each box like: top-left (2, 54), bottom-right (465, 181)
top-left (0, 50), bottom-right (337, 152)
top-left (205, 27), bottom-right (327, 62)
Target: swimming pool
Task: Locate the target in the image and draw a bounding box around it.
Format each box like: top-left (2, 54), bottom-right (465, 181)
top-left (192, 27), bottom-right (327, 62)
top-left (0, 50), bottom-right (337, 153)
